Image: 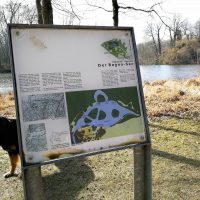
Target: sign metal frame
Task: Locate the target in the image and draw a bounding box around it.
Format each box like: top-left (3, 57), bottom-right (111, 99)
top-left (8, 24), bottom-right (151, 169)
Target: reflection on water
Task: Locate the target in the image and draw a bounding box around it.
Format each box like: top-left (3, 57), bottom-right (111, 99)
top-left (0, 73), bottom-right (13, 93)
top-left (140, 65), bottom-right (200, 81)
top-left (0, 65), bottom-right (200, 93)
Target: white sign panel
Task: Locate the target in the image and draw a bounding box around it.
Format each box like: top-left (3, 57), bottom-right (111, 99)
top-left (9, 25), bottom-right (148, 166)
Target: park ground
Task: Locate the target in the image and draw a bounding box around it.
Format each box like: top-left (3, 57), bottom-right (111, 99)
top-left (0, 77), bottom-right (199, 200)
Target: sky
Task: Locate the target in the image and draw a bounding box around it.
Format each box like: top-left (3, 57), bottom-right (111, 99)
top-left (0, 0), bottom-right (200, 43)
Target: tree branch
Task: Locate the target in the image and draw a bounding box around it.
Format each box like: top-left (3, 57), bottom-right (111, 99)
top-left (69, 0), bottom-right (81, 21)
top-left (118, 4), bottom-right (171, 29)
top-left (85, 0), bottom-right (112, 13)
top-left (52, 0), bottom-right (82, 21)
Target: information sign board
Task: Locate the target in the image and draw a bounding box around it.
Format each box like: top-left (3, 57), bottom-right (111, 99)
top-left (8, 25), bottom-right (149, 166)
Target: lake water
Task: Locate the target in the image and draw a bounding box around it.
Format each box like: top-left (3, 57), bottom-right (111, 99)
top-left (1, 65), bottom-right (200, 93)
top-left (0, 73), bottom-right (13, 93)
top-left (140, 64), bottom-right (200, 81)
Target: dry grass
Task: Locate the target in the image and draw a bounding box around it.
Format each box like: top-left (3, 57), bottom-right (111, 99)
top-left (184, 78), bottom-right (200, 87)
top-left (0, 92), bottom-right (15, 118)
top-left (144, 77), bottom-right (200, 118)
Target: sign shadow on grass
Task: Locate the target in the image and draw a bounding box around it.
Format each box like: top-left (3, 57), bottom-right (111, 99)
top-left (153, 149), bottom-right (200, 168)
top-left (42, 158), bottom-right (95, 200)
top-left (150, 123), bottom-right (200, 136)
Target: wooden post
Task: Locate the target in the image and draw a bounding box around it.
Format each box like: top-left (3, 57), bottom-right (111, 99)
top-left (134, 144), bottom-right (152, 200)
top-left (23, 166), bottom-right (46, 200)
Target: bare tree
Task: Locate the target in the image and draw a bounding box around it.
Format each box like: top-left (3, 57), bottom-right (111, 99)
top-left (145, 22), bottom-right (163, 62)
top-left (0, 0), bottom-right (37, 69)
top-left (0, 1), bottom-right (23, 68)
top-left (194, 20), bottom-right (200, 41)
top-left (50, 0), bottom-right (81, 25)
top-left (21, 5), bottom-right (37, 24)
top-left (85, 0), bottom-right (165, 27)
top-left (137, 42), bottom-right (158, 64)
top-left (168, 15), bottom-right (187, 47)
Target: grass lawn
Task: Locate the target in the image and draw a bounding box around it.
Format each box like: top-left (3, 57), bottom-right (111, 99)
top-left (0, 78), bottom-right (199, 199)
top-left (151, 117), bottom-right (200, 200)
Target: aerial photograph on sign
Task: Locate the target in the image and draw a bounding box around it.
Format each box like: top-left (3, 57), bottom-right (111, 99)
top-left (21, 92), bottom-right (66, 122)
top-left (24, 123), bottom-right (48, 152)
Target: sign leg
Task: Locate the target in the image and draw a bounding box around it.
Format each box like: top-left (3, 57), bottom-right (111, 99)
top-left (134, 144), bottom-right (152, 200)
top-left (23, 166), bottom-right (46, 200)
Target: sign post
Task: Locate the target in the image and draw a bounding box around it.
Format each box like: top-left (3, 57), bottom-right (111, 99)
top-left (23, 166), bottom-right (46, 200)
top-left (134, 144), bottom-right (152, 200)
top-left (8, 24), bottom-right (151, 199)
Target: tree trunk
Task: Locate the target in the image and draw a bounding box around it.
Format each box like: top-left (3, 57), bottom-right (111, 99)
top-left (112, 0), bottom-right (119, 27)
top-left (169, 28), bottom-right (174, 47)
top-left (150, 29), bottom-right (158, 59)
top-left (42, 0), bottom-right (53, 24)
top-left (36, 0), bottom-right (53, 24)
top-left (157, 30), bottom-right (162, 55)
top-left (36, 0), bottom-right (43, 24)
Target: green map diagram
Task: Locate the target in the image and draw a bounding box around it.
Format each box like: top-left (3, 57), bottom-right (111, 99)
top-left (101, 38), bottom-right (129, 59)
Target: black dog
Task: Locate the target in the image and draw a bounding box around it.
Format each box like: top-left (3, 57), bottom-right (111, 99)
top-left (0, 117), bottom-right (20, 178)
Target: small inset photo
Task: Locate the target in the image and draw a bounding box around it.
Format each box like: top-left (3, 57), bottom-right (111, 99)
top-left (21, 93), bottom-right (66, 122)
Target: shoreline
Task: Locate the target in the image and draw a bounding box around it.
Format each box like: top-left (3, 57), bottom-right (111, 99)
top-left (0, 76), bottom-right (199, 119)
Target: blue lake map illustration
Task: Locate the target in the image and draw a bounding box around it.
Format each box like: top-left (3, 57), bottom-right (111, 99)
top-left (68, 89), bottom-right (141, 144)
